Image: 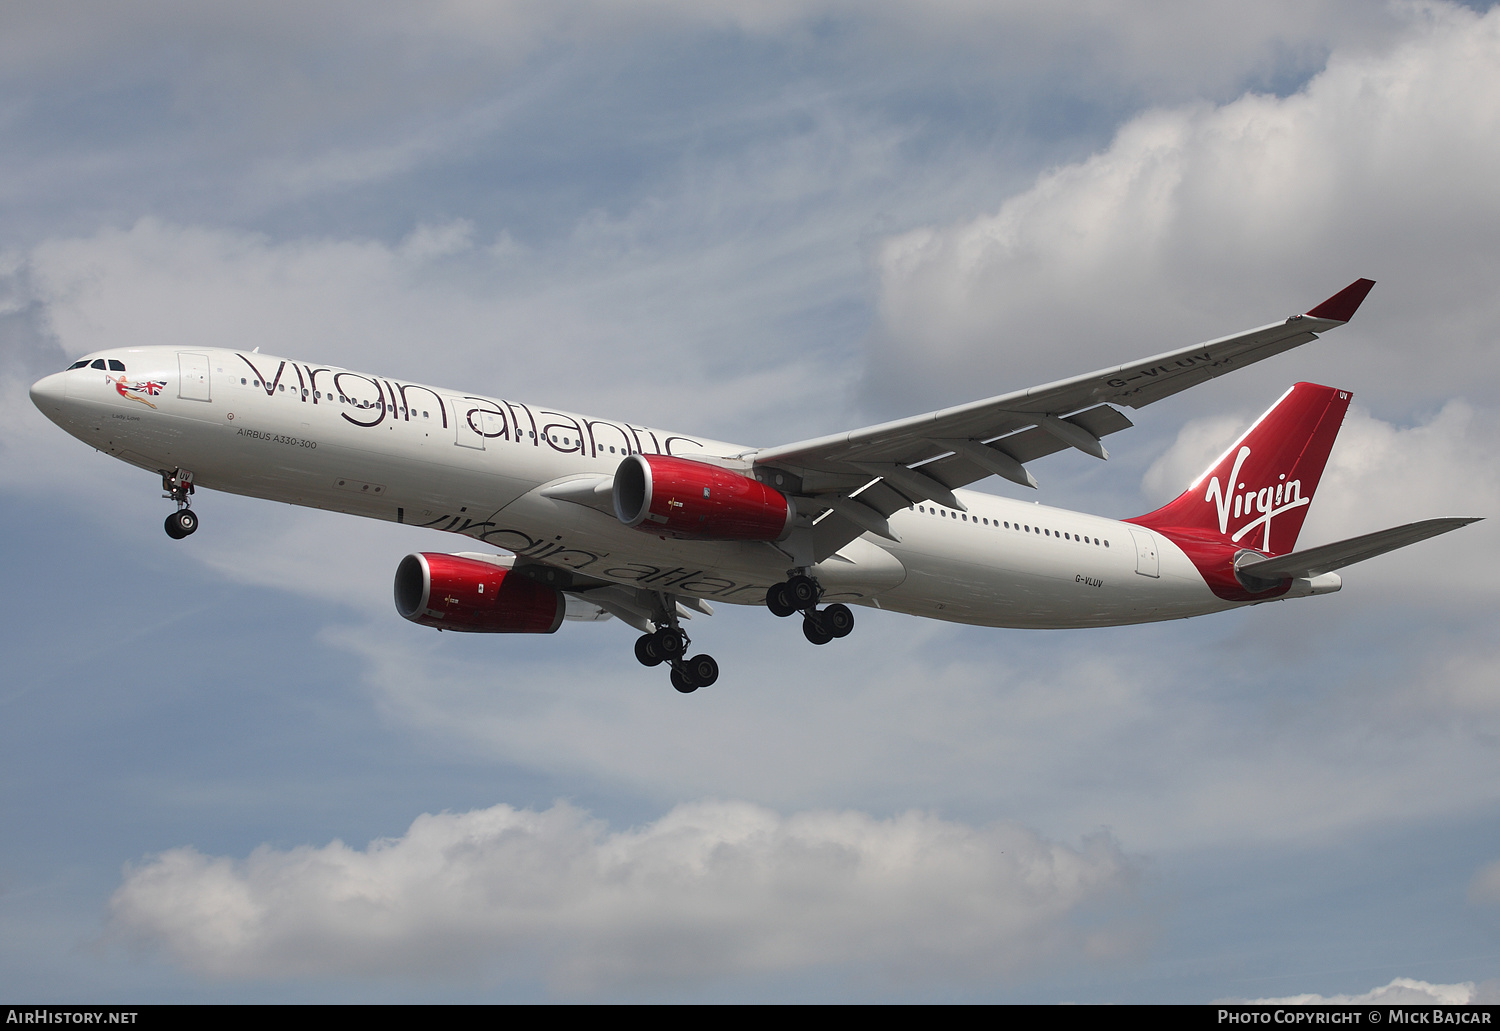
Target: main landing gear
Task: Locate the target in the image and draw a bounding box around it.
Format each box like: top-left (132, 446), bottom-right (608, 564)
top-left (161, 468), bottom-right (199, 540)
top-left (765, 573), bottom-right (854, 646)
top-left (633, 622), bottom-right (720, 694)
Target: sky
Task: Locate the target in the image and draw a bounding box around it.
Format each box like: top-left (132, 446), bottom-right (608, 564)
top-left (2, 0), bottom-right (1499, 1003)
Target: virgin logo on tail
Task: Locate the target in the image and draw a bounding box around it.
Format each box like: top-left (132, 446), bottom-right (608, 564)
top-left (1202, 445), bottom-right (1310, 554)
top-left (1129, 381), bottom-right (1350, 559)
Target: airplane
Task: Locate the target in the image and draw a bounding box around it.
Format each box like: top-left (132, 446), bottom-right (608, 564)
top-left (28, 277), bottom-right (1479, 693)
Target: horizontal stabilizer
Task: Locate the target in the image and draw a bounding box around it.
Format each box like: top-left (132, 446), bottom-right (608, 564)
top-left (1235, 517), bottom-right (1480, 582)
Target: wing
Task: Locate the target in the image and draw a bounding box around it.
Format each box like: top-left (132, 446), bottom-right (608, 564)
top-left (752, 279), bottom-right (1375, 560)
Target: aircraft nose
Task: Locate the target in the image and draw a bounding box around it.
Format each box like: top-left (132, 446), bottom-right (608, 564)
top-left (30, 372), bottom-right (66, 411)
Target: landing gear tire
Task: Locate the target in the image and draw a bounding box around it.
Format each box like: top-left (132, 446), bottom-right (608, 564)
top-left (670, 666), bottom-right (699, 693)
top-left (635, 633), bottom-right (665, 667)
top-left (685, 654), bottom-right (719, 688)
top-left (823, 603), bottom-right (854, 638)
top-left (164, 509), bottom-right (198, 540)
top-left (802, 614), bottom-right (834, 646)
top-left (766, 582), bottom-right (797, 618)
top-left (787, 574), bottom-right (820, 608)
top-left (655, 627), bottom-right (686, 658)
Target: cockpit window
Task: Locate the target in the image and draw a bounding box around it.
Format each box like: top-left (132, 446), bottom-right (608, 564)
top-left (68, 360), bottom-right (89, 370)
top-left (108, 359), bottom-right (126, 371)
top-left (90, 359), bottom-right (107, 370)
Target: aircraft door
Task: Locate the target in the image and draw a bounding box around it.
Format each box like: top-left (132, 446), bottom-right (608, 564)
top-left (1129, 528), bottom-right (1160, 578)
top-left (452, 398), bottom-right (485, 449)
top-left (178, 352), bottom-right (211, 402)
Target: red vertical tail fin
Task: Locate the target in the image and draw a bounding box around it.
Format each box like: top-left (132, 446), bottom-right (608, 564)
top-left (1131, 382), bottom-right (1351, 557)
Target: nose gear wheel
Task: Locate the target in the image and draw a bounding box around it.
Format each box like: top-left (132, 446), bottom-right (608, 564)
top-left (164, 509), bottom-right (198, 539)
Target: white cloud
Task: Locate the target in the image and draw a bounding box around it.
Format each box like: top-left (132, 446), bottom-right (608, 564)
top-left (0, 1), bottom-right (1401, 233)
top-left (1468, 860), bottom-right (1500, 905)
top-left (1234, 976), bottom-right (1490, 1005)
top-left (1308, 401), bottom-right (1499, 535)
top-left (397, 219), bottom-right (475, 262)
top-left (0, 1), bottom-right (1388, 100)
top-left (870, 2), bottom-right (1500, 415)
top-left (108, 799), bottom-right (1143, 991)
top-left (1140, 411), bottom-right (1255, 506)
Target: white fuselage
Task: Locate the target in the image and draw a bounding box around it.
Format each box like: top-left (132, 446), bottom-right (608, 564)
top-left (30, 346), bottom-right (1323, 629)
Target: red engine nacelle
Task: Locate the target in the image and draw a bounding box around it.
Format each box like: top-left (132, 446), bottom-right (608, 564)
top-left (612, 454), bottom-right (794, 541)
top-left (394, 553), bottom-right (566, 633)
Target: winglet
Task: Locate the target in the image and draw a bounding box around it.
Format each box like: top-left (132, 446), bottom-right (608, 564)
top-left (1305, 278), bottom-right (1376, 322)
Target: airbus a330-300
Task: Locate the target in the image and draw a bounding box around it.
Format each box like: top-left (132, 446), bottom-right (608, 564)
top-left (29, 278), bottom-right (1479, 693)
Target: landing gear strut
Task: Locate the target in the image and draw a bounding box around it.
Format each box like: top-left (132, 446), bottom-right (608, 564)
top-left (632, 597), bottom-right (719, 693)
top-left (766, 572), bottom-right (854, 646)
top-left (161, 468), bottom-right (199, 539)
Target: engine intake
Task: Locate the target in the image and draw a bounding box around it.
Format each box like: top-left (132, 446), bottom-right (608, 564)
top-left (394, 553), bottom-right (565, 633)
top-left (613, 454), bottom-right (793, 541)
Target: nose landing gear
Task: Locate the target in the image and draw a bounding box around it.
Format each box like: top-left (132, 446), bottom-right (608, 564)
top-left (766, 573), bottom-right (854, 646)
top-left (161, 468), bottom-right (199, 539)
